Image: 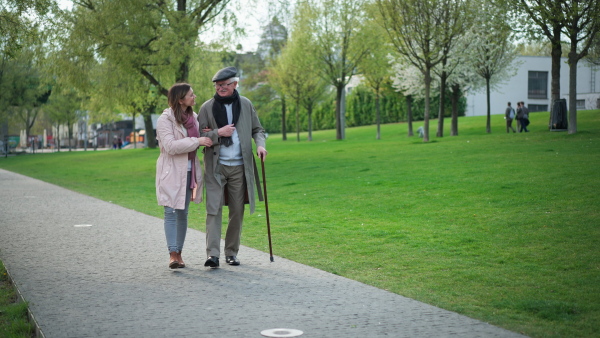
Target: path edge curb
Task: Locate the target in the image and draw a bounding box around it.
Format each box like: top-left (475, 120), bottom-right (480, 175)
top-left (4, 263), bottom-right (45, 338)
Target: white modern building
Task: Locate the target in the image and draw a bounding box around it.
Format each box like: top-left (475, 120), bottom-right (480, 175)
top-left (465, 56), bottom-right (600, 116)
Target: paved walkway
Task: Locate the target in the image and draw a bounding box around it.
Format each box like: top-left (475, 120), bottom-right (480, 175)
top-left (0, 169), bottom-right (525, 338)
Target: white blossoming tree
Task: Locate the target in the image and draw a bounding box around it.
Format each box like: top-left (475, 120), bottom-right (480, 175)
top-left (470, 1), bottom-right (518, 133)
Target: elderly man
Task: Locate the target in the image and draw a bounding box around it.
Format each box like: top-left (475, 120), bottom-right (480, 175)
top-left (198, 67), bottom-right (267, 267)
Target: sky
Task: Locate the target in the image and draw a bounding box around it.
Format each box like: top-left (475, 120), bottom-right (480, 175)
top-left (57, 0), bottom-right (276, 53)
top-left (202, 0), bottom-right (270, 52)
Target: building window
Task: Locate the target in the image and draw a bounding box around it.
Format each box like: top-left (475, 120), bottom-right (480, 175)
top-left (528, 71), bottom-right (548, 99)
top-left (528, 104), bottom-right (548, 112)
top-left (576, 99), bottom-right (585, 110)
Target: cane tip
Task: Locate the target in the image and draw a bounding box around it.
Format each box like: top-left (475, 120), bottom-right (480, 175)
top-left (270, 256), bottom-right (274, 262)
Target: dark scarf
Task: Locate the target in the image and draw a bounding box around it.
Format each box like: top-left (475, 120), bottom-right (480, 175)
top-left (183, 113), bottom-right (199, 189)
top-left (212, 89), bottom-right (241, 147)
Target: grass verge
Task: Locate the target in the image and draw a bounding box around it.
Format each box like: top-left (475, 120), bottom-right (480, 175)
top-left (1, 111), bottom-right (599, 337)
top-left (0, 261), bottom-right (34, 338)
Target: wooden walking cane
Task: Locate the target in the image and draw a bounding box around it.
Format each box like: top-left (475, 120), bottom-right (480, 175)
top-left (260, 157), bottom-right (274, 262)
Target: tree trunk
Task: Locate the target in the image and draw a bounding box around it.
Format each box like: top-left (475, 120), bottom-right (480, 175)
top-left (335, 84), bottom-right (344, 140)
top-left (177, 55), bottom-right (190, 83)
top-left (25, 123), bottom-right (32, 149)
top-left (451, 83), bottom-right (459, 136)
top-left (24, 108), bottom-right (38, 148)
top-left (67, 121), bottom-right (73, 151)
top-left (486, 76), bottom-right (491, 133)
top-left (56, 124), bottom-right (61, 152)
top-left (437, 71), bottom-right (447, 137)
top-left (406, 95), bottom-right (414, 137)
top-left (549, 33), bottom-right (562, 127)
top-left (423, 69), bottom-right (431, 142)
top-left (295, 99), bottom-right (300, 142)
top-left (281, 95), bottom-right (287, 141)
top-left (376, 89), bottom-right (381, 140)
top-left (550, 28), bottom-right (562, 104)
top-left (340, 87), bottom-right (346, 140)
top-left (307, 104), bottom-right (313, 141)
top-left (175, 0), bottom-right (189, 83)
top-left (144, 112), bottom-right (156, 149)
top-left (131, 112), bottom-right (137, 149)
top-left (568, 50), bottom-right (578, 134)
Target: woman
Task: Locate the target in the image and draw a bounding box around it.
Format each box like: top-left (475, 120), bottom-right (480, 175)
top-left (156, 83), bottom-right (212, 269)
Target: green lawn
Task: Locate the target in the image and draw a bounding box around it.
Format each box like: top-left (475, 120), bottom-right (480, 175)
top-left (1, 111), bottom-right (599, 337)
top-left (0, 262), bottom-right (34, 338)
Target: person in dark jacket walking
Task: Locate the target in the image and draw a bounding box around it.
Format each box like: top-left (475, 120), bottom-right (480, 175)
top-left (505, 102), bottom-right (516, 133)
top-left (520, 101), bottom-right (530, 132)
top-left (516, 102), bottom-right (529, 132)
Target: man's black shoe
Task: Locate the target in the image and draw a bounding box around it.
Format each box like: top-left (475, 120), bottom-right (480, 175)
top-left (204, 256), bottom-right (219, 268)
top-left (226, 256), bottom-right (240, 266)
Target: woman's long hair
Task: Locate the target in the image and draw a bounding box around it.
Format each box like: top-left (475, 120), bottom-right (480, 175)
top-left (168, 83), bottom-right (193, 125)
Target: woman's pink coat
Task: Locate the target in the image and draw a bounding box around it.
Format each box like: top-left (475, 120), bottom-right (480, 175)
top-left (156, 108), bottom-right (203, 209)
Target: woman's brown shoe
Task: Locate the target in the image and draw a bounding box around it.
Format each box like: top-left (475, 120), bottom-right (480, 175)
top-left (169, 251), bottom-right (179, 269)
top-left (177, 251), bottom-right (185, 268)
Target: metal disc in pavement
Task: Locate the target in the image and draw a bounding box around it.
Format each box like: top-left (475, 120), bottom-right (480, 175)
top-left (260, 328), bottom-right (303, 337)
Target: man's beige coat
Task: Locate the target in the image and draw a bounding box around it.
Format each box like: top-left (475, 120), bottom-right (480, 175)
top-left (198, 96), bottom-right (265, 215)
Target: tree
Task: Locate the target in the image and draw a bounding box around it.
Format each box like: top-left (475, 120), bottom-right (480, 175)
top-left (258, 15), bottom-right (289, 140)
top-left (55, 0), bottom-right (231, 96)
top-left (0, 50), bottom-right (11, 129)
top-left (300, 79), bottom-right (328, 141)
top-left (0, 47), bottom-right (50, 143)
top-left (309, 0), bottom-right (372, 140)
top-left (515, 41), bottom-right (563, 56)
top-left (45, 87), bottom-right (83, 151)
top-left (446, 54), bottom-right (481, 136)
top-left (271, 0), bottom-right (327, 142)
top-left (358, 9), bottom-right (394, 140)
top-left (47, 1), bottom-right (231, 147)
top-left (561, 0), bottom-right (600, 134)
top-left (271, 47), bottom-right (304, 142)
top-left (390, 38), bottom-right (476, 138)
top-left (586, 33), bottom-right (600, 66)
top-left (509, 0), bottom-right (600, 133)
top-left (1, 15), bottom-right (47, 142)
top-left (389, 56), bottom-right (427, 137)
top-left (377, 0), bottom-right (460, 142)
top-left (0, 0), bottom-right (53, 57)
top-left (442, 29), bottom-right (484, 136)
top-left (86, 61), bottom-right (162, 148)
top-left (256, 16), bottom-right (288, 61)
top-left (431, 0), bottom-right (474, 138)
top-left (267, 58), bottom-right (290, 140)
top-left (470, 1), bottom-right (517, 133)
top-left (508, 0), bottom-right (566, 110)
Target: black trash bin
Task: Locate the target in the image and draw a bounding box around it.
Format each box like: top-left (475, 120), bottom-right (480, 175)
top-left (550, 99), bottom-right (568, 131)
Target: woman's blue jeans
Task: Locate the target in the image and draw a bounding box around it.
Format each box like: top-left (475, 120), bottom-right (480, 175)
top-left (164, 171), bottom-right (192, 253)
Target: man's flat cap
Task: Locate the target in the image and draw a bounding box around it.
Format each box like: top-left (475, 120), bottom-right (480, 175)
top-left (212, 67), bottom-right (238, 82)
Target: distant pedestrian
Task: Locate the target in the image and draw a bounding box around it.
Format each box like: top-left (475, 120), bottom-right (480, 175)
top-left (521, 101), bottom-right (530, 132)
top-left (516, 102), bottom-right (529, 132)
top-left (156, 83), bottom-right (213, 269)
top-left (505, 102), bottom-right (516, 133)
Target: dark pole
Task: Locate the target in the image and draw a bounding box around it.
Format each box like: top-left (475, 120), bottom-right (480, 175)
top-left (261, 158), bottom-right (274, 262)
